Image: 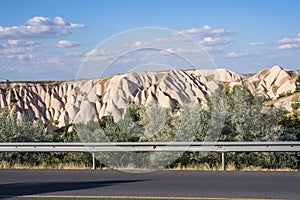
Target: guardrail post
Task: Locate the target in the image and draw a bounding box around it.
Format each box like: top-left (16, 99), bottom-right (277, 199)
top-left (92, 152), bottom-right (96, 170)
top-left (221, 152), bottom-right (225, 171)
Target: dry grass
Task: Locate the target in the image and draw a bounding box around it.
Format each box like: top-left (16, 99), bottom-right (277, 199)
top-left (0, 161), bottom-right (92, 170)
top-left (0, 161), bottom-right (298, 171)
top-left (221, 162), bottom-right (298, 172)
top-left (115, 163), bottom-right (299, 172)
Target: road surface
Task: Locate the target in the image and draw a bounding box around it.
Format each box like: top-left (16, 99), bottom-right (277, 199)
top-left (0, 169), bottom-right (299, 199)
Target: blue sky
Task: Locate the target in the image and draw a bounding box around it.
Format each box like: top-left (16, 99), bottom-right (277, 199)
top-left (1, 0), bottom-right (300, 80)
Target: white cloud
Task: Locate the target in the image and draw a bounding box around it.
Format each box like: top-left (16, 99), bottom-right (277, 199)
top-left (181, 25), bottom-right (234, 37)
top-left (249, 41), bottom-right (268, 46)
top-left (88, 49), bottom-right (118, 57)
top-left (276, 44), bottom-right (298, 50)
top-left (179, 25), bottom-right (234, 46)
top-left (0, 46), bottom-right (37, 55)
top-left (278, 33), bottom-right (300, 44)
top-left (174, 48), bottom-right (188, 53)
top-left (199, 37), bottom-right (232, 46)
top-left (57, 40), bottom-right (80, 48)
top-left (30, 57), bottom-right (64, 66)
top-left (0, 39), bottom-right (46, 56)
top-left (0, 16), bottom-right (85, 39)
top-left (151, 25), bottom-right (234, 47)
top-left (64, 51), bottom-right (85, 57)
top-left (204, 47), bottom-right (223, 53)
top-left (17, 54), bottom-right (34, 61)
top-left (130, 41), bottom-right (149, 48)
top-left (0, 25), bottom-right (57, 39)
top-left (0, 54), bottom-right (34, 61)
top-left (27, 16), bottom-right (84, 28)
top-left (164, 48), bottom-right (175, 53)
top-left (155, 37), bottom-right (168, 43)
top-left (211, 28), bottom-right (230, 35)
top-left (160, 47), bottom-right (204, 55)
top-left (53, 17), bottom-right (68, 26)
top-left (85, 49), bottom-right (119, 62)
top-left (278, 37), bottom-right (300, 44)
top-left (226, 51), bottom-right (255, 58)
top-left (7, 39), bottom-right (40, 47)
top-left (0, 47), bottom-right (23, 55)
top-left (69, 23), bottom-right (85, 28)
top-left (27, 16), bottom-right (52, 26)
top-left (47, 57), bottom-right (63, 64)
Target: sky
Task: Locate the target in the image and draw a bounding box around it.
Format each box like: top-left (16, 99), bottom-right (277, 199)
top-left (1, 0), bottom-right (300, 80)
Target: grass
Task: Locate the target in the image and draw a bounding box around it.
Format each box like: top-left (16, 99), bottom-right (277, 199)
top-left (164, 163), bottom-right (298, 172)
top-left (0, 161), bottom-right (92, 170)
top-left (1, 161), bottom-right (298, 171)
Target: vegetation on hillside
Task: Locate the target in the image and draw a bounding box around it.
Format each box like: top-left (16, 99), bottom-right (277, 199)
top-left (0, 86), bottom-right (299, 170)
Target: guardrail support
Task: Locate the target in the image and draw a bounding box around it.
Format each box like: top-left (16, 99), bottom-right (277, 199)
top-left (221, 152), bottom-right (225, 171)
top-left (92, 152), bottom-right (96, 170)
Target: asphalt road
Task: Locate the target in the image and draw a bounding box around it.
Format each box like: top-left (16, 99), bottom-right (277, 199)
top-left (0, 169), bottom-right (299, 200)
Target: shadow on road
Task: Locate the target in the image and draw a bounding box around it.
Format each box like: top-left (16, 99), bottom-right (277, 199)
top-left (0, 179), bottom-right (146, 199)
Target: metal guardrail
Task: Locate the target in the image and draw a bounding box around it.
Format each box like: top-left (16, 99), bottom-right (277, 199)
top-left (1, 142), bottom-right (299, 170)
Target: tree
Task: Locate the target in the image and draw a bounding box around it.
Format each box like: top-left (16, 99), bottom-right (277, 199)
top-left (0, 108), bottom-right (49, 142)
top-left (218, 86), bottom-right (283, 141)
top-left (0, 108), bottom-right (50, 165)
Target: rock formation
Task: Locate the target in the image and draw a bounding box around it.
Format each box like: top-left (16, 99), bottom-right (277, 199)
top-left (245, 66), bottom-right (296, 99)
top-left (0, 66), bottom-right (298, 130)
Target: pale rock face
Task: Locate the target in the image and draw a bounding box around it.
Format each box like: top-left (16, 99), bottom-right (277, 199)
top-left (273, 95), bottom-right (298, 112)
top-left (67, 106), bottom-right (80, 123)
top-left (98, 102), bottom-right (107, 118)
top-left (0, 67), bottom-right (297, 130)
top-left (245, 66), bottom-right (296, 99)
top-left (229, 81), bottom-right (243, 88)
top-left (73, 101), bottom-right (97, 123)
top-left (105, 101), bottom-right (122, 121)
top-left (58, 110), bottom-right (69, 127)
top-left (277, 81), bottom-right (296, 95)
top-left (50, 94), bottom-right (64, 111)
top-left (189, 68), bottom-right (242, 83)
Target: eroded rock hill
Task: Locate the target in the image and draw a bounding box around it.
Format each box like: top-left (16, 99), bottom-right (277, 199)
top-left (0, 66), bottom-right (298, 130)
top-left (245, 66), bottom-right (297, 99)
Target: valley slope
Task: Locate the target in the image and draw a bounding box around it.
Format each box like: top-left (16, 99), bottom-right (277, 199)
top-left (0, 66), bottom-right (298, 131)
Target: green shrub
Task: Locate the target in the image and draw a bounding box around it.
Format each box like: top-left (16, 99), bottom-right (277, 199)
top-left (291, 103), bottom-right (299, 111)
top-left (0, 108), bottom-right (51, 165)
top-left (10, 97), bottom-right (18, 104)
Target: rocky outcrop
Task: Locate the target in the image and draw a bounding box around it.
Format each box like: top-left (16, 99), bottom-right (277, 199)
top-left (245, 66), bottom-right (296, 99)
top-left (272, 94), bottom-right (300, 112)
top-left (0, 66), bottom-right (298, 130)
top-left (0, 69), bottom-right (221, 130)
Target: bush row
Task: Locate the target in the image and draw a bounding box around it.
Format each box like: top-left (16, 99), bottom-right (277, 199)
top-left (0, 86), bottom-right (299, 169)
